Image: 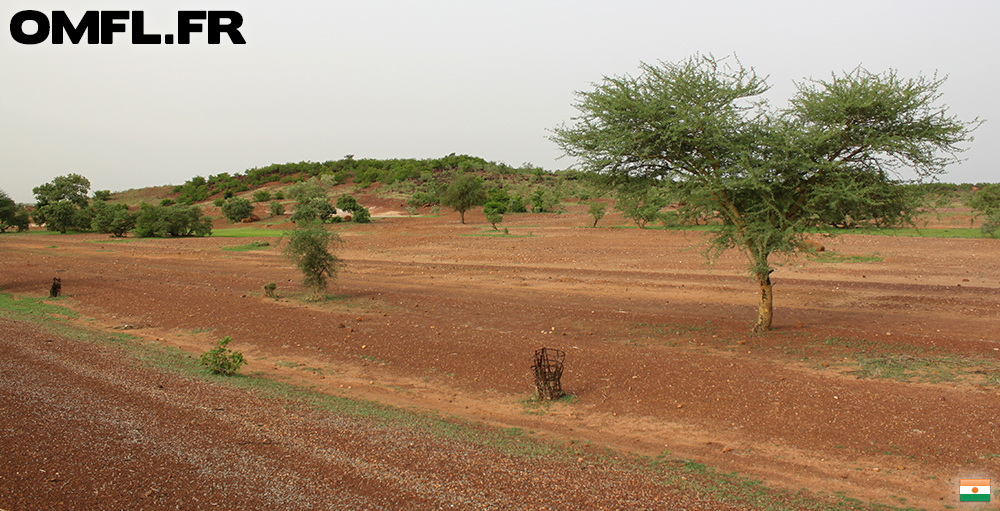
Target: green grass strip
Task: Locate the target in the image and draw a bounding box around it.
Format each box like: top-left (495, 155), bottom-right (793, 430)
top-left (0, 293), bottom-right (79, 320)
top-left (222, 241), bottom-right (274, 252)
top-left (209, 227), bottom-right (286, 238)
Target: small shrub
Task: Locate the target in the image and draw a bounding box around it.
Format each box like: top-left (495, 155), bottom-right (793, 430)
top-left (160, 198), bottom-right (175, 207)
top-left (263, 282), bottom-right (277, 298)
top-left (269, 201), bottom-right (285, 216)
top-left (253, 190), bottom-right (272, 203)
top-left (213, 198), bottom-right (225, 207)
top-left (352, 207), bottom-right (371, 223)
top-left (199, 336), bottom-right (247, 376)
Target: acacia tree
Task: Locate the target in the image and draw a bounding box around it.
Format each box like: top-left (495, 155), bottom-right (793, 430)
top-left (553, 55), bottom-right (978, 332)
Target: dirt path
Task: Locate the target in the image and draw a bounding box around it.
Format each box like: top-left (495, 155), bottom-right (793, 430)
top-left (1, 210), bottom-right (998, 509)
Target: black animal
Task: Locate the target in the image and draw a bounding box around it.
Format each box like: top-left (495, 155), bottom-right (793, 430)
top-left (49, 277), bottom-right (61, 298)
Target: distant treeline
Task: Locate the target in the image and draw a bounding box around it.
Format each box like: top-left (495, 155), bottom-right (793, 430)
top-left (171, 154), bottom-right (558, 205)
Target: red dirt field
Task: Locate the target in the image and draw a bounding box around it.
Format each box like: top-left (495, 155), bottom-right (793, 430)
top-left (2, 203), bottom-right (999, 510)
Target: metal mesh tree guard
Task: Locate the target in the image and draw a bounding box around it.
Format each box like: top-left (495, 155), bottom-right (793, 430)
top-left (532, 348), bottom-right (565, 400)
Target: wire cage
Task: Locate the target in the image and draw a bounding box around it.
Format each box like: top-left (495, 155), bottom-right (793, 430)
top-left (532, 348), bottom-right (565, 400)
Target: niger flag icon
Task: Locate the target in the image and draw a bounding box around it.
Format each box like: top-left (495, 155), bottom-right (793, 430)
top-left (960, 479), bottom-right (990, 502)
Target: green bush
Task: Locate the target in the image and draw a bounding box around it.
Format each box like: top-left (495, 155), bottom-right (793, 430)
top-left (283, 222), bottom-right (342, 300)
top-left (486, 187), bottom-right (511, 207)
top-left (587, 201), bottom-right (607, 227)
top-left (284, 180), bottom-right (326, 201)
top-left (199, 337), bottom-right (246, 376)
top-left (614, 186), bottom-right (667, 228)
top-left (36, 200), bottom-right (84, 233)
top-left (134, 203), bottom-right (212, 237)
top-left (0, 190), bottom-right (30, 233)
top-left (335, 194), bottom-right (370, 223)
top-left (221, 197), bottom-right (254, 223)
top-left (91, 203), bottom-right (136, 237)
top-left (213, 198), bottom-right (225, 207)
top-left (312, 198), bottom-right (337, 223)
top-left (982, 212), bottom-right (1000, 238)
top-left (335, 194), bottom-right (360, 212)
top-left (352, 206), bottom-right (371, 223)
top-left (174, 176), bottom-right (209, 204)
top-left (291, 202), bottom-right (317, 225)
top-left (484, 201), bottom-right (504, 230)
top-left (253, 190), bottom-right (272, 203)
top-left (269, 201), bottom-right (285, 216)
top-left (507, 196), bottom-right (527, 213)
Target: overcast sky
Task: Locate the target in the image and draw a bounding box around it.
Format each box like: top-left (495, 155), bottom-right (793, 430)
top-left (2, 0), bottom-right (996, 203)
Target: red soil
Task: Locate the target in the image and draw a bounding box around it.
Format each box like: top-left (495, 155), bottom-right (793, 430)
top-left (1, 204), bottom-right (998, 509)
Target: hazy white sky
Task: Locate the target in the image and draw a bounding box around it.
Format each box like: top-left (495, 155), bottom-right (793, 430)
top-left (2, 0), bottom-right (996, 203)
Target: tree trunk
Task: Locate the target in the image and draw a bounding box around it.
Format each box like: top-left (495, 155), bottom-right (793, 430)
top-left (753, 272), bottom-right (774, 333)
top-left (460, 210), bottom-right (466, 224)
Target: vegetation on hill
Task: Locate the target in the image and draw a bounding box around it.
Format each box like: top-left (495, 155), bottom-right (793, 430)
top-left (7, 153), bottom-right (997, 240)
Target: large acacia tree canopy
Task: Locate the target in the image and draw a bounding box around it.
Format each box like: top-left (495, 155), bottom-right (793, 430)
top-left (552, 54), bottom-right (980, 332)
